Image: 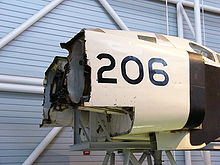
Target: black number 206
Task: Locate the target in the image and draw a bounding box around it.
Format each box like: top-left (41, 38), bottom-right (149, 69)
top-left (97, 53), bottom-right (169, 86)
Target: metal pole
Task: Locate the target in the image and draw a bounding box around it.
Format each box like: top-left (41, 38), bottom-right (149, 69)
top-left (165, 151), bottom-right (177, 165)
top-left (153, 150), bottom-right (162, 165)
top-left (165, 0), bottom-right (170, 35)
top-left (97, 0), bottom-right (129, 30)
top-left (0, 75), bottom-right (44, 94)
top-left (179, 4), bottom-right (195, 37)
top-left (203, 151), bottom-right (212, 165)
top-left (185, 151), bottom-right (192, 165)
top-left (177, 2), bottom-right (184, 38)
top-left (159, 0), bottom-right (220, 15)
top-left (74, 109), bottom-right (81, 144)
top-left (139, 151), bottom-right (148, 164)
top-left (123, 150), bottom-right (131, 165)
top-left (0, 83), bottom-right (43, 94)
top-left (130, 152), bottom-right (141, 165)
top-left (110, 152), bottom-right (115, 165)
top-left (194, 0), bottom-right (202, 44)
top-left (22, 127), bottom-right (63, 165)
top-left (146, 153), bottom-right (153, 165)
top-left (0, 75), bottom-right (43, 86)
top-left (0, 0), bottom-right (64, 49)
top-left (103, 152), bottom-right (111, 165)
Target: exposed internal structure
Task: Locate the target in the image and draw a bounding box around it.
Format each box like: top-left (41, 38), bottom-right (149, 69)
top-left (41, 31), bottom-right (134, 140)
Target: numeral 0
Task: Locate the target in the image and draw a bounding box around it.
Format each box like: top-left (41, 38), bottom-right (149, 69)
top-left (121, 56), bottom-right (144, 84)
top-left (97, 53), bottom-right (169, 86)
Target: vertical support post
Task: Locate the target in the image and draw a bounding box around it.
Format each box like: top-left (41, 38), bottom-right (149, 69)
top-left (146, 152), bottom-right (153, 165)
top-left (185, 151), bottom-right (192, 165)
top-left (89, 112), bottom-right (97, 142)
top-left (74, 109), bottom-right (81, 144)
top-left (203, 151), bottom-right (212, 165)
top-left (110, 152), bottom-right (115, 165)
top-left (153, 150), bottom-right (162, 165)
top-left (165, 0), bottom-right (169, 35)
top-left (103, 152), bottom-right (111, 165)
top-left (123, 150), bottom-right (131, 165)
top-left (177, 2), bottom-right (184, 38)
top-left (194, 0), bottom-right (202, 44)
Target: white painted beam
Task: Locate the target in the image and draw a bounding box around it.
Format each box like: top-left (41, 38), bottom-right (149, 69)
top-left (194, 0), bottom-right (202, 44)
top-left (0, 0), bottom-right (64, 49)
top-left (159, 0), bottom-right (220, 14)
top-left (177, 2), bottom-right (184, 38)
top-left (97, 0), bottom-right (129, 30)
top-left (22, 127), bottom-right (63, 165)
top-left (0, 83), bottom-right (43, 94)
top-left (179, 3), bottom-right (195, 37)
top-left (0, 75), bottom-right (43, 86)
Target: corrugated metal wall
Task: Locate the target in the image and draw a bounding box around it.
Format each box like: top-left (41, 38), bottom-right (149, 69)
top-left (0, 0), bottom-right (220, 164)
top-left (182, 4), bottom-right (220, 53)
top-left (187, 0), bottom-right (220, 8)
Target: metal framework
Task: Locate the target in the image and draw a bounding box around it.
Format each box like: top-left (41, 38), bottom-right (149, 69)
top-left (70, 110), bottom-right (177, 165)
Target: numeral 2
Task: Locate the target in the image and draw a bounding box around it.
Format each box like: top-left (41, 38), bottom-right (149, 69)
top-left (97, 53), bottom-right (117, 83)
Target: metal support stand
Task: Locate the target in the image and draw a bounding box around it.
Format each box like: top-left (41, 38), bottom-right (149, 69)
top-left (123, 150), bottom-right (130, 165)
top-left (110, 152), bottom-right (115, 165)
top-left (152, 150), bottom-right (162, 165)
top-left (130, 152), bottom-right (141, 165)
top-left (139, 151), bottom-right (152, 165)
top-left (121, 150), bottom-right (153, 165)
top-left (70, 110), bottom-right (178, 165)
top-left (103, 152), bottom-right (111, 165)
top-left (165, 151), bottom-right (177, 165)
top-left (103, 151), bottom-right (115, 165)
top-left (74, 109), bottom-right (81, 144)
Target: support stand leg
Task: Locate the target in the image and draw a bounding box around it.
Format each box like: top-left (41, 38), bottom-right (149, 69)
top-left (110, 152), bottom-right (115, 165)
top-left (130, 152), bottom-right (141, 165)
top-left (102, 152), bottom-right (111, 165)
top-left (138, 151), bottom-right (148, 164)
top-left (123, 150), bottom-right (131, 165)
top-left (74, 109), bottom-right (81, 144)
top-left (165, 151), bottom-right (177, 165)
top-left (145, 151), bottom-right (153, 165)
top-left (152, 150), bottom-right (162, 165)
top-left (139, 151), bottom-right (152, 165)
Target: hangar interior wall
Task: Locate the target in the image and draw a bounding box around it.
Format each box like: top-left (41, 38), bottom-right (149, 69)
top-left (0, 0), bottom-right (220, 164)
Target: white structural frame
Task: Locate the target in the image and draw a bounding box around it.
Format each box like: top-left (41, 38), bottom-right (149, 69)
top-left (0, 0), bottom-right (219, 164)
top-left (22, 127), bottom-right (63, 165)
top-left (0, 0), bottom-right (65, 49)
top-left (194, 0), bottom-right (202, 44)
top-left (97, 0), bottom-right (129, 30)
top-left (179, 2), bottom-right (196, 37)
top-left (159, 0), bottom-right (220, 14)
